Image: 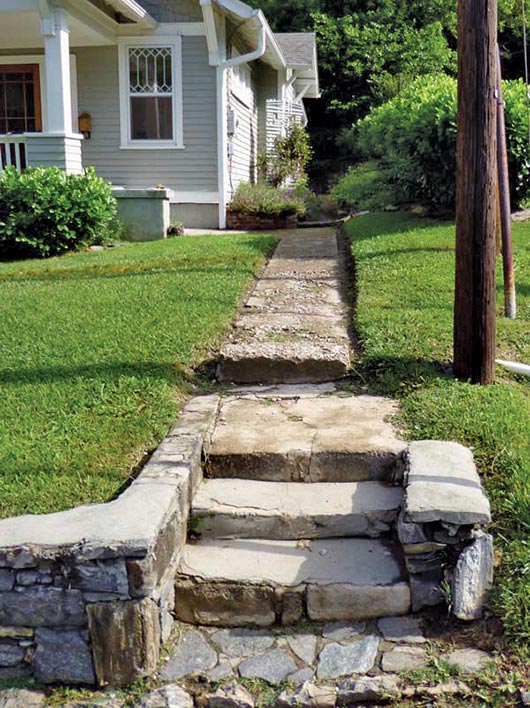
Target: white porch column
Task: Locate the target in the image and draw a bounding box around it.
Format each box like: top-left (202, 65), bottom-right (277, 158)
top-left (41, 8), bottom-right (72, 135)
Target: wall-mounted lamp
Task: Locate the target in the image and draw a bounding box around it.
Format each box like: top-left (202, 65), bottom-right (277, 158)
top-left (78, 113), bottom-right (92, 139)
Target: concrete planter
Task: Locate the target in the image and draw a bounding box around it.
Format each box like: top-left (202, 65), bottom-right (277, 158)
top-left (112, 188), bottom-right (171, 242)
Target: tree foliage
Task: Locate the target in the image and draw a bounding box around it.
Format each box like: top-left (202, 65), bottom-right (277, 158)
top-left (246, 0), bottom-right (530, 182)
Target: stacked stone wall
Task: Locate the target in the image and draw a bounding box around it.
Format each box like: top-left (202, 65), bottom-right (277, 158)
top-left (0, 395), bottom-right (221, 685)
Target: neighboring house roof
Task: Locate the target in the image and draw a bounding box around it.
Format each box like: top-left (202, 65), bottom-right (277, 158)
top-left (275, 31), bottom-right (319, 99)
top-left (274, 32), bottom-right (316, 69)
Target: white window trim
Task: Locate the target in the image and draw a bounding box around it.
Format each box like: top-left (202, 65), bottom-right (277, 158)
top-left (0, 54), bottom-right (78, 135)
top-left (118, 36), bottom-right (184, 150)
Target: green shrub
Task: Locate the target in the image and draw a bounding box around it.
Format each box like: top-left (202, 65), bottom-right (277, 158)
top-left (0, 166), bottom-right (117, 260)
top-left (228, 182), bottom-right (305, 217)
top-left (258, 122), bottom-right (312, 187)
top-left (338, 75), bottom-right (530, 209)
top-left (332, 161), bottom-right (400, 210)
top-left (292, 179), bottom-right (322, 221)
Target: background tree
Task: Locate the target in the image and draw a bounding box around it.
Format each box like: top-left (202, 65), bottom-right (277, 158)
top-left (247, 0), bottom-right (528, 186)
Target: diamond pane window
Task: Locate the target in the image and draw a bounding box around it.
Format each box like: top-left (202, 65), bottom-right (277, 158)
top-left (128, 47), bottom-right (174, 141)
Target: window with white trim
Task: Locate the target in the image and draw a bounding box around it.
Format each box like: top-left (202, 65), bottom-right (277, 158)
top-left (119, 38), bottom-right (183, 149)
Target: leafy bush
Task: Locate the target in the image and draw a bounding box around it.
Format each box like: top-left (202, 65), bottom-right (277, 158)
top-left (332, 161), bottom-right (400, 210)
top-left (291, 179), bottom-right (322, 221)
top-left (0, 166), bottom-right (117, 260)
top-left (337, 75), bottom-right (530, 209)
top-left (258, 122), bottom-right (312, 187)
top-left (228, 182), bottom-right (305, 217)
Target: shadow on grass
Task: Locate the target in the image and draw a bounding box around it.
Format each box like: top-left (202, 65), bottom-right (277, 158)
top-left (349, 355), bottom-right (454, 397)
top-left (0, 360), bottom-right (201, 387)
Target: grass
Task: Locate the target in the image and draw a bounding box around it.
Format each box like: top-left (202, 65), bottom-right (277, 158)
top-left (0, 234), bottom-right (275, 519)
top-left (346, 211), bottom-right (530, 653)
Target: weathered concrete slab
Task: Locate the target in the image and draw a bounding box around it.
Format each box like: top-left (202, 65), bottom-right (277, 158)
top-left (207, 394), bottom-right (405, 483)
top-left (217, 229), bottom-right (352, 384)
top-left (404, 441), bottom-right (491, 525)
top-left (219, 343), bottom-right (351, 385)
top-left (175, 538), bottom-right (410, 626)
top-left (192, 479), bottom-right (403, 539)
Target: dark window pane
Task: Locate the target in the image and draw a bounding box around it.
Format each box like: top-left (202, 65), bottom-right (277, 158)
top-left (6, 84), bottom-right (24, 117)
top-left (130, 96), bottom-right (173, 140)
top-left (6, 119), bottom-right (25, 134)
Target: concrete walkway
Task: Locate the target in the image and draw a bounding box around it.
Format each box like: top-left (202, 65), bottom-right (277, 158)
top-left (217, 228), bottom-right (351, 383)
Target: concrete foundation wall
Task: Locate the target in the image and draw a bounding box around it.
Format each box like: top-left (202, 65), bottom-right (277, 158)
top-left (170, 203), bottom-right (219, 229)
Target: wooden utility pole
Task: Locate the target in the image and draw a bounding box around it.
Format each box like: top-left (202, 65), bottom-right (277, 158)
top-left (454, 0), bottom-right (498, 384)
top-left (496, 47), bottom-right (517, 319)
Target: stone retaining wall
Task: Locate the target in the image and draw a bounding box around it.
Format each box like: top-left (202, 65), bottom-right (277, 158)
top-left (396, 440), bottom-right (493, 618)
top-left (0, 395), bottom-right (220, 686)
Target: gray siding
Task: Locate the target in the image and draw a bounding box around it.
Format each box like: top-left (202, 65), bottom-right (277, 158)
top-left (139, 0), bottom-right (202, 22)
top-left (228, 68), bottom-right (258, 194)
top-left (74, 36), bottom-right (217, 193)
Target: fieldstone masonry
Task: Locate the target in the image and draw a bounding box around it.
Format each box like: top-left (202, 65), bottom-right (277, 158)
top-left (397, 440), bottom-right (492, 615)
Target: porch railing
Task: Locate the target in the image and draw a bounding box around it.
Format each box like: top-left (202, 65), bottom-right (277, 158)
top-left (0, 136), bottom-right (27, 175)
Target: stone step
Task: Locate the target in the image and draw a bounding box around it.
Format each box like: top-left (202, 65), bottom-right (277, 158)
top-left (175, 538), bottom-right (411, 627)
top-left (192, 479), bottom-right (403, 540)
top-left (206, 392), bottom-right (406, 483)
top-left (217, 341), bottom-right (351, 385)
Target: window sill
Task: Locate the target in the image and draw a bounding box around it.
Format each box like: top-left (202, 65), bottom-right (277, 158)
top-left (119, 143), bottom-right (186, 150)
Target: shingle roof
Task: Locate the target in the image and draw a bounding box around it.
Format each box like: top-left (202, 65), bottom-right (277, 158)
top-left (274, 32), bottom-right (316, 69)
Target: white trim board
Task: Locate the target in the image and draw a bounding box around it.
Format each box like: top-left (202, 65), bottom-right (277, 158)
top-left (116, 22), bottom-right (206, 37)
top-left (170, 191), bottom-right (219, 204)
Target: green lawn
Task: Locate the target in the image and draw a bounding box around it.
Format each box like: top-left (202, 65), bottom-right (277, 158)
top-left (346, 211), bottom-right (530, 652)
top-left (0, 234), bottom-right (275, 519)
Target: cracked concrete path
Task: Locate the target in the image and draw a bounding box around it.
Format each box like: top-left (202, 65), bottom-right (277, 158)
top-left (217, 228), bottom-right (352, 384)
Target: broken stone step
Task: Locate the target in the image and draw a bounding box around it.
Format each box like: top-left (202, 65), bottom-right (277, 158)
top-left (175, 538), bottom-right (410, 626)
top-left (206, 394), bottom-right (406, 482)
top-left (217, 340), bottom-right (351, 384)
top-left (191, 479), bottom-right (403, 539)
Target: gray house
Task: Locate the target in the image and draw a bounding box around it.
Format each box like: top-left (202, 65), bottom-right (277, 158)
top-left (0, 0), bottom-right (319, 229)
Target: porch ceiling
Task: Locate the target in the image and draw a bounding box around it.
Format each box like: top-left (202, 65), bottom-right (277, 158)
top-left (0, 9), bottom-right (114, 49)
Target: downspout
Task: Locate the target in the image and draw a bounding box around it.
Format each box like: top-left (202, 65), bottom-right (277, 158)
top-left (220, 22), bottom-right (266, 69)
top-left (200, 0), bottom-right (267, 228)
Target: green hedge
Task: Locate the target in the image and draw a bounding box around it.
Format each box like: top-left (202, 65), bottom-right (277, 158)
top-left (336, 75), bottom-right (530, 209)
top-left (0, 166), bottom-right (117, 260)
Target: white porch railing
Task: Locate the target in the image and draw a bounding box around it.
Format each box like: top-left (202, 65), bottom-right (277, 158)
top-left (0, 135), bottom-right (27, 175)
